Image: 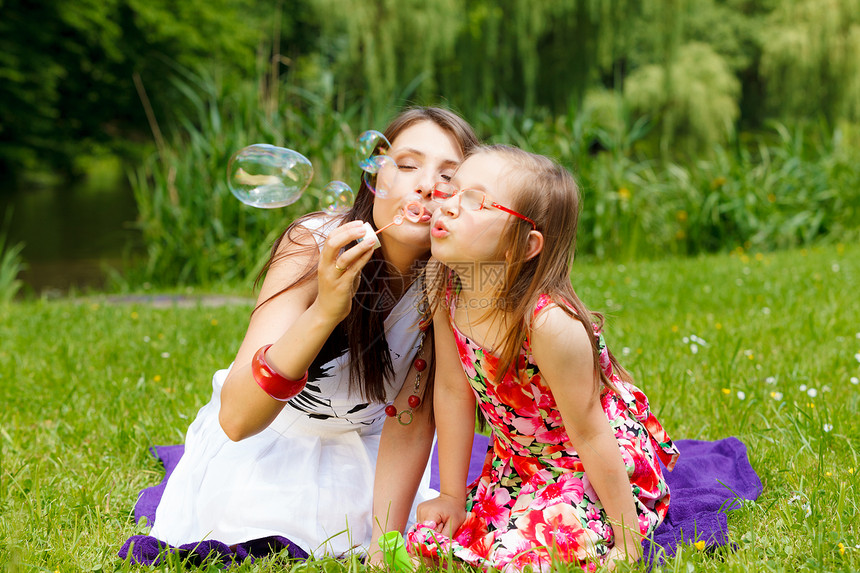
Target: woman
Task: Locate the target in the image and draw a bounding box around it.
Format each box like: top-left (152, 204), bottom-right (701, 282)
top-left (140, 107), bottom-right (479, 560)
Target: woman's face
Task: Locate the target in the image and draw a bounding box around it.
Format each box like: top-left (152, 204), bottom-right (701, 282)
top-left (372, 120), bottom-right (463, 259)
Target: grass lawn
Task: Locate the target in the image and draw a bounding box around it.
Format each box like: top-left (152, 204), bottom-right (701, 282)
top-left (1, 243), bottom-right (858, 572)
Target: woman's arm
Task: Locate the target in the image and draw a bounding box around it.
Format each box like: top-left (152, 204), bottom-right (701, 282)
top-left (415, 308), bottom-right (475, 537)
top-left (367, 360), bottom-right (436, 563)
top-left (219, 220), bottom-right (375, 440)
top-left (530, 307), bottom-right (643, 565)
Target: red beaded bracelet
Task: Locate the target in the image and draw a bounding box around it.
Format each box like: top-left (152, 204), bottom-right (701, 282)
top-left (251, 344), bottom-right (308, 401)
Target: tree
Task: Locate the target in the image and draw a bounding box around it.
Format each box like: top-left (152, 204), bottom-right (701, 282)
top-left (0, 0), bottom-right (267, 184)
top-left (760, 0), bottom-right (860, 123)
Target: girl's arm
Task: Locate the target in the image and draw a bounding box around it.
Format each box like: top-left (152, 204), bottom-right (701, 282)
top-left (415, 307), bottom-right (475, 537)
top-left (530, 306), bottom-right (643, 565)
top-left (219, 220), bottom-right (375, 440)
top-left (367, 361), bottom-right (436, 564)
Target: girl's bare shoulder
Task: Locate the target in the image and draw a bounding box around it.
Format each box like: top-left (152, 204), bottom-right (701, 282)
top-left (531, 302), bottom-right (591, 359)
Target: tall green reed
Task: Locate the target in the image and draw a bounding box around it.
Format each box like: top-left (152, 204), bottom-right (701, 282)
top-left (0, 211), bottom-right (26, 302)
top-left (127, 65), bottom-right (366, 288)
top-left (127, 69), bottom-right (860, 287)
top-left (475, 108), bottom-right (860, 260)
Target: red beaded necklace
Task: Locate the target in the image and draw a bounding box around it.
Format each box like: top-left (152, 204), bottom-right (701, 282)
top-left (385, 295), bottom-right (430, 426)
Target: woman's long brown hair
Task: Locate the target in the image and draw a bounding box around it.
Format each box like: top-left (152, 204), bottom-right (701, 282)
top-left (254, 107), bottom-right (479, 402)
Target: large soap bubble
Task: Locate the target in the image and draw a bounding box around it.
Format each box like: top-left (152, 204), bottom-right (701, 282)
top-left (227, 144), bottom-right (313, 208)
top-left (320, 181), bottom-right (355, 214)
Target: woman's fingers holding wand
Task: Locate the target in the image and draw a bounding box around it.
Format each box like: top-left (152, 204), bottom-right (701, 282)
top-left (325, 221), bottom-right (376, 274)
top-left (316, 221), bottom-right (376, 321)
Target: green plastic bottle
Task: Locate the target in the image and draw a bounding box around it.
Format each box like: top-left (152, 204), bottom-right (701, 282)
top-left (379, 531), bottom-right (413, 573)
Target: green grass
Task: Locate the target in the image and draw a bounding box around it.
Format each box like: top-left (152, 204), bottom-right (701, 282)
top-left (1, 243), bottom-right (858, 572)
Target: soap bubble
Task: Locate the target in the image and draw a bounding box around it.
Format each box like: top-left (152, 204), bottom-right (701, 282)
top-left (320, 181), bottom-right (355, 214)
top-left (355, 130), bottom-right (391, 166)
top-left (356, 130), bottom-right (398, 198)
top-left (403, 201), bottom-right (425, 223)
top-left (227, 144), bottom-right (313, 208)
top-left (361, 155), bottom-right (399, 198)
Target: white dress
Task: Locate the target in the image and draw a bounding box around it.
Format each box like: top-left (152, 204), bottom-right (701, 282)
top-left (149, 217), bottom-right (434, 557)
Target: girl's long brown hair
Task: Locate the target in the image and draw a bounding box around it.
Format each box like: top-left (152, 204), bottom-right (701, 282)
top-left (435, 145), bottom-right (630, 391)
top-left (254, 107), bottom-right (479, 402)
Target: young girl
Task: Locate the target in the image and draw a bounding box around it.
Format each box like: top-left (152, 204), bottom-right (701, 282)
top-left (407, 145), bottom-right (679, 571)
top-left (128, 108), bottom-right (479, 562)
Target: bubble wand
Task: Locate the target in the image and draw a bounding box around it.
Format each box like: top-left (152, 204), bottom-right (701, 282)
top-left (357, 202), bottom-right (426, 249)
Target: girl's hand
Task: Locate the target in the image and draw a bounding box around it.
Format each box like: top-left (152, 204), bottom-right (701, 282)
top-left (416, 494), bottom-right (466, 538)
top-left (604, 542), bottom-right (642, 570)
top-left (315, 220), bottom-right (375, 322)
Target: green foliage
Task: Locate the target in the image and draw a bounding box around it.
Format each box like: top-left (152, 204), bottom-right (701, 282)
top-left (760, 0), bottom-right (860, 123)
top-left (125, 63), bottom-right (860, 287)
top-left (128, 66), bottom-right (366, 287)
top-left (473, 108), bottom-right (860, 262)
top-left (0, 216), bottom-right (26, 303)
top-left (0, 0), bottom-right (267, 180)
top-left (4, 0), bottom-right (860, 178)
top-left (1, 244), bottom-right (859, 571)
top-left (624, 42), bottom-right (741, 154)
top-left (311, 0), bottom-right (463, 120)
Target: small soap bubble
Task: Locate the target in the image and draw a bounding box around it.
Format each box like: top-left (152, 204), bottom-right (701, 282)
top-left (227, 144), bottom-right (313, 208)
top-left (356, 130), bottom-right (399, 198)
top-left (362, 155), bottom-right (398, 199)
top-left (355, 130), bottom-right (391, 165)
top-left (361, 155), bottom-right (399, 198)
top-left (403, 201), bottom-right (425, 223)
top-left (320, 181), bottom-right (355, 214)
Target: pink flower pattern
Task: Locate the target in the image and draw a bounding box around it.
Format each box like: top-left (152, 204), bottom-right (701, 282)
top-left (407, 294), bottom-right (680, 572)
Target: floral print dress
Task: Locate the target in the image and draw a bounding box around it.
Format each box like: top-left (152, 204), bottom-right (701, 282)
top-left (407, 294), bottom-right (680, 572)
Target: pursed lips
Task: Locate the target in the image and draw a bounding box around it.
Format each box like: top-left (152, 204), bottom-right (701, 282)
top-left (430, 217), bottom-right (449, 238)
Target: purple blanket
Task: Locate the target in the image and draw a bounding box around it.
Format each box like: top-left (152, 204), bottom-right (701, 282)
top-left (120, 435), bottom-right (760, 566)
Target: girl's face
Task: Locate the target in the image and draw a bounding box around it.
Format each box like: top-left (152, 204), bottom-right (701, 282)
top-left (372, 120), bottom-right (463, 256)
top-left (430, 152), bottom-right (517, 268)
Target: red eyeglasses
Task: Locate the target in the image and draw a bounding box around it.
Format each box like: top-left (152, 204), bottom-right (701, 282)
top-left (432, 182), bottom-right (537, 230)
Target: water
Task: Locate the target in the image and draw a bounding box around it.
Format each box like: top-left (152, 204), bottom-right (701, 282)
top-left (0, 172), bottom-right (141, 293)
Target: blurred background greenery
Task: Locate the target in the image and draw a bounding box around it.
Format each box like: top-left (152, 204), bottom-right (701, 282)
top-left (1, 0), bottom-right (858, 295)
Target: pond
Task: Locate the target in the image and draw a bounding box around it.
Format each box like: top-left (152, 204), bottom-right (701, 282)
top-left (1, 170), bottom-right (141, 294)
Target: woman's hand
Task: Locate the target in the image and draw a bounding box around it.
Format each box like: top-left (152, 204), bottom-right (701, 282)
top-left (219, 219), bottom-right (373, 440)
top-left (416, 494), bottom-right (466, 538)
top-left (315, 220), bottom-right (376, 322)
